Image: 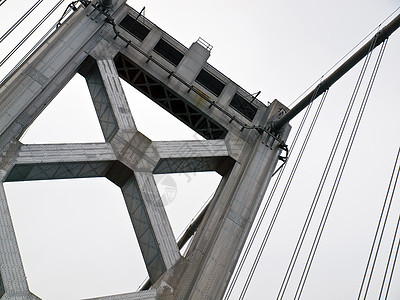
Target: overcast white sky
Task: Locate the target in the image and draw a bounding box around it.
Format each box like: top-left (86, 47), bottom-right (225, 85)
top-left (1, 0), bottom-right (400, 299)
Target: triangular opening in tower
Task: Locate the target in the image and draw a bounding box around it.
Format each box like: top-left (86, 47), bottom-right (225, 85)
top-left (154, 171), bottom-right (222, 255)
top-left (121, 80), bottom-right (204, 141)
top-left (19, 74), bottom-right (105, 144)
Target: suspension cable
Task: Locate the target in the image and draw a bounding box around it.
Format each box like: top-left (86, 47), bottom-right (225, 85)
top-left (272, 31), bottom-right (376, 298)
top-left (384, 214), bottom-right (400, 299)
top-left (0, 0), bottom-right (65, 68)
top-left (295, 38), bottom-right (388, 299)
top-left (361, 90), bottom-right (398, 297)
top-left (287, 5), bottom-right (400, 109)
top-left (0, 0), bottom-right (43, 44)
top-left (276, 91), bottom-right (330, 300)
top-left (0, 0), bottom-right (7, 7)
top-left (379, 214), bottom-right (400, 299)
top-left (358, 147), bottom-right (400, 299)
top-left (275, 36), bottom-right (375, 298)
top-left (0, 2), bottom-right (77, 85)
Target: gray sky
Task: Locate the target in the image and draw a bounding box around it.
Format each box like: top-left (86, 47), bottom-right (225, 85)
top-left (1, 0), bottom-right (400, 299)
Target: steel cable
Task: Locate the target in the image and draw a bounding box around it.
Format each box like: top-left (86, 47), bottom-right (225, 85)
top-left (287, 6), bottom-right (400, 109)
top-left (358, 146), bottom-right (400, 299)
top-left (384, 215), bottom-right (400, 299)
top-left (0, 3), bottom-right (75, 85)
top-left (276, 32), bottom-right (377, 299)
top-left (0, 0), bottom-right (7, 7)
top-left (295, 39), bottom-right (388, 299)
top-left (0, 0), bottom-right (65, 68)
top-left (0, 0), bottom-right (43, 44)
top-left (276, 90), bottom-right (329, 300)
top-left (273, 35), bottom-right (376, 299)
top-left (379, 214), bottom-right (400, 299)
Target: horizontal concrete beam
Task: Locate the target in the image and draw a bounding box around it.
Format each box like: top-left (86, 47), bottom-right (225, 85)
top-left (153, 140), bottom-right (234, 175)
top-left (16, 143), bottom-right (116, 164)
top-left (154, 140), bottom-right (229, 159)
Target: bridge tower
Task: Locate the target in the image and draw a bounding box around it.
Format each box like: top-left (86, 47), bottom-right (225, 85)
top-left (0, 1), bottom-right (290, 299)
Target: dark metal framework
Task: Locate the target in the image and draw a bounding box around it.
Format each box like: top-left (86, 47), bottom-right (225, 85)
top-left (114, 53), bottom-right (228, 140)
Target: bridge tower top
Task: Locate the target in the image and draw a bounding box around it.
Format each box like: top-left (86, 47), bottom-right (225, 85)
top-left (0, 1), bottom-right (289, 299)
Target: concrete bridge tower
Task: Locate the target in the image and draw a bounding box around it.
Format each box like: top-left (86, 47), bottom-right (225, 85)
top-left (0, 1), bottom-right (290, 298)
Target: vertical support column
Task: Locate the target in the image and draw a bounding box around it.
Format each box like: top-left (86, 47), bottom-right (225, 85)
top-left (0, 183), bottom-right (39, 300)
top-left (163, 102), bottom-right (291, 299)
top-left (85, 61), bottom-right (119, 142)
top-left (189, 134), bottom-right (286, 299)
top-left (85, 58), bottom-right (136, 142)
top-left (121, 172), bottom-right (180, 283)
top-left (96, 59), bottom-right (136, 132)
top-left (134, 172), bottom-right (180, 268)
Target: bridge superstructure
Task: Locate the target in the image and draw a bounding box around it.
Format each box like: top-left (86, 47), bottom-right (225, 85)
top-left (0, 1), bottom-right (290, 299)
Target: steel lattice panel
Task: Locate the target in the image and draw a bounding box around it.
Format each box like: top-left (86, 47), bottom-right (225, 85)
top-left (114, 54), bottom-right (228, 140)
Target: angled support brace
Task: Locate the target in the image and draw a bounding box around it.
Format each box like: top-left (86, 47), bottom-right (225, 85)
top-left (121, 172), bottom-right (180, 283)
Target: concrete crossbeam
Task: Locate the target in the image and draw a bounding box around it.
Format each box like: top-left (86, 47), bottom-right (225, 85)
top-left (154, 140), bottom-right (228, 159)
top-left (153, 140), bottom-right (234, 174)
top-left (16, 143), bottom-right (116, 164)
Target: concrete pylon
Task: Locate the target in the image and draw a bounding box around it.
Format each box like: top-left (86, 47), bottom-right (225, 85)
top-left (0, 1), bottom-right (290, 299)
